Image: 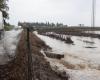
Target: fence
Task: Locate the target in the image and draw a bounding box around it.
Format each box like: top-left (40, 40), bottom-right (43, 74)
top-left (26, 28), bottom-right (33, 80)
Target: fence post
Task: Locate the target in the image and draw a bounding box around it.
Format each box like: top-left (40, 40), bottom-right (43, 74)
top-left (26, 28), bottom-right (33, 80)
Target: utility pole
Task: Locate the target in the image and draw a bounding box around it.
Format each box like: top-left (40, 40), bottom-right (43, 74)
top-left (91, 0), bottom-right (96, 28)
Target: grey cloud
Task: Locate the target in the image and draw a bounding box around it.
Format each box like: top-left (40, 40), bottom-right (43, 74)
top-left (8, 0), bottom-right (100, 26)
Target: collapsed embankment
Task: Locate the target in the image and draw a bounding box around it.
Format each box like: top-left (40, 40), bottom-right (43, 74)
top-left (38, 29), bottom-right (100, 38)
top-left (0, 30), bottom-right (68, 80)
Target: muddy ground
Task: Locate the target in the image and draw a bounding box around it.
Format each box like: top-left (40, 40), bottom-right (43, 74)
top-left (0, 30), bottom-right (68, 80)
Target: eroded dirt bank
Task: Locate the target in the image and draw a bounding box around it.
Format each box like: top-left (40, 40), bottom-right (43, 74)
top-left (0, 30), bottom-right (68, 80)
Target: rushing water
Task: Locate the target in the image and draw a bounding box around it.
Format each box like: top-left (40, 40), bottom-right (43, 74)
top-left (35, 32), bottom-right (100, 80)
top-left (36, 33), bottom-right (100, 68)
top-left (85, 31), bottom-right (100, 34)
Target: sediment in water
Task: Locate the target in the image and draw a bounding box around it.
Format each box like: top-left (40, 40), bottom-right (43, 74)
top-left (0, 30), bottom-right (68, 80)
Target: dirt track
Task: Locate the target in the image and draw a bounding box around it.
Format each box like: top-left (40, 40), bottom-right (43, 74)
top-left (0, 30), bottom-right (68, 80)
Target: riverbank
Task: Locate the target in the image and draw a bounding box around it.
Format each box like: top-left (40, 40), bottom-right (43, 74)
top-left (37, 33), bottom-right (100, 80)
top-left (0, 30), bottom-right (68, 80)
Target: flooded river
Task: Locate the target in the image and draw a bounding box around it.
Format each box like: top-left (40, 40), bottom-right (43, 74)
top-left (36, 32), bottom-right (100, 80)
top-left (85, 31), bottom-right (100, 34)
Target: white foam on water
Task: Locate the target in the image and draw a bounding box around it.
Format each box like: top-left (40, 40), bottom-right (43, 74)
top-left (85, 31), bottom-right (100, 34)
top-left (36, 33), bottom-right (100, 80)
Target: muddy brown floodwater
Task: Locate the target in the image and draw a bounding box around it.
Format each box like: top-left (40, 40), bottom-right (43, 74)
top-left (37, 32), bottom-right (100, 80)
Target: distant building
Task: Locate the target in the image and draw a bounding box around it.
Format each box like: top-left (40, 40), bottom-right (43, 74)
top-left (78, 24), bottom-right (84, 27)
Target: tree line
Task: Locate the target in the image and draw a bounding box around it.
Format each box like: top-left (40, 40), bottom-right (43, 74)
top-left (18, 22), bottom-right (68, 28)
top-left (0, 0), bottom-right (14, 31)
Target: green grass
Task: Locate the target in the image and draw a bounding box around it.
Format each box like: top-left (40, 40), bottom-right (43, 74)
top-left (4, 25), bottom-right (14, 31)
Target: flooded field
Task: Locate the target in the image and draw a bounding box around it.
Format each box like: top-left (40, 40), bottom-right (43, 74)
top-left (36, 32), bottom-right (100, 80)
top-left (0, 29), bottom-right (22, 64)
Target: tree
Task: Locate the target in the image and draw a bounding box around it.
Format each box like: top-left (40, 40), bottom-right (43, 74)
top-left (0, 0), bottom-right (9, 25)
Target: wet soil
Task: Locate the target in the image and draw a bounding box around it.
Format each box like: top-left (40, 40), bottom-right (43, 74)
top-left (0, 30), bottom-right (68, 80)
top-left (44, 51), bottom-right (64, 59)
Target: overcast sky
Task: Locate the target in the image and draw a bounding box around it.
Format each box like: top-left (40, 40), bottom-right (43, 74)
top-left (8, 0), bottom-right (100, 26)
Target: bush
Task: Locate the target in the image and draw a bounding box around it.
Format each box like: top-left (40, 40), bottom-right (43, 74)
top-left (4, 25), bottom-right (14, 31)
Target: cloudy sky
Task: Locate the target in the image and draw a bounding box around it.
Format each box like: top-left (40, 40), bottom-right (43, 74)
top-left (8, 0), bottom-right (100, 26)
